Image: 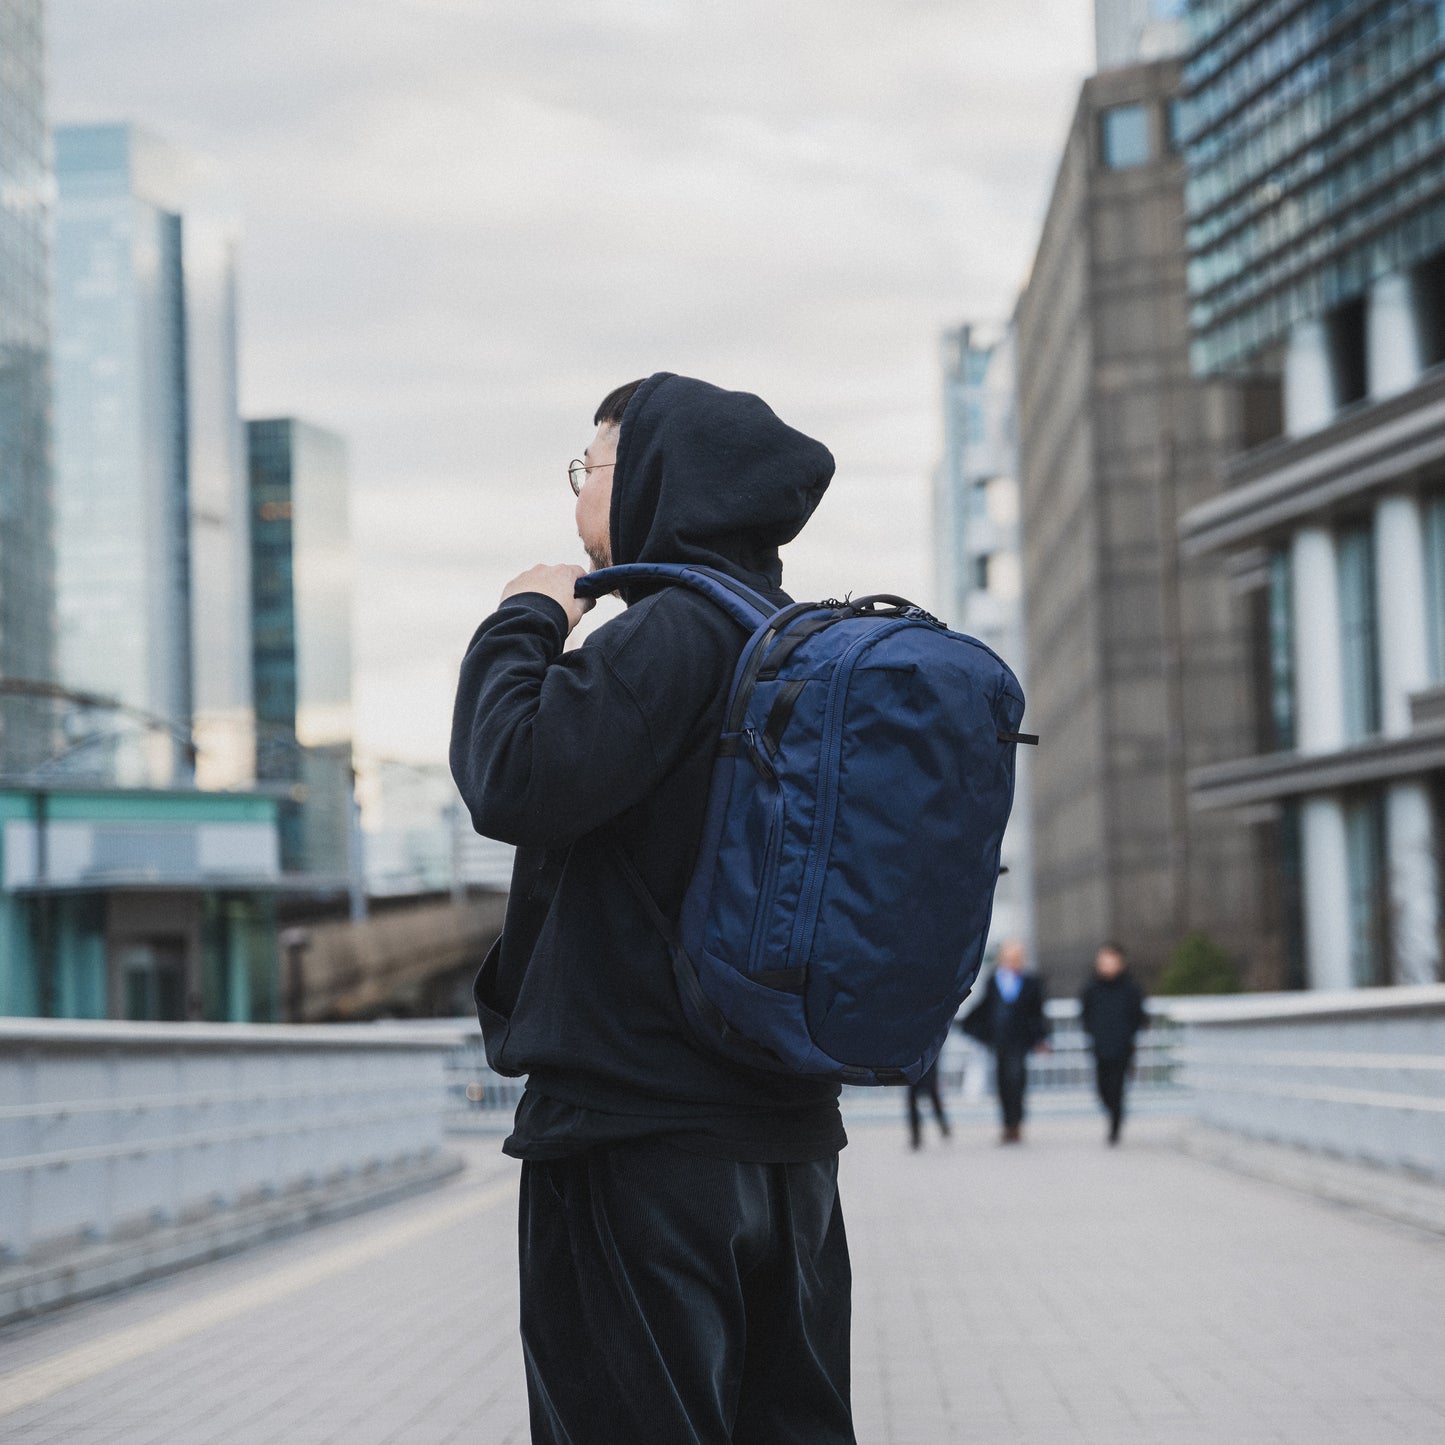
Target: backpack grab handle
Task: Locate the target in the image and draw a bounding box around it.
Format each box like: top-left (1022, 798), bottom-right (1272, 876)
top-left (843, 594), bottom-right (921, 615)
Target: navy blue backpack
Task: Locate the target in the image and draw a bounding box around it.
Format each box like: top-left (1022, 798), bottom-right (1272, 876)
top-left (575, 563), bottom-right (1033, 1086)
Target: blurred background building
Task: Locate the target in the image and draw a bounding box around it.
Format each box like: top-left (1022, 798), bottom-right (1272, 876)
top-left (360, 758), bottom-right (514, 901)
top-left (1177, 0), bottom-right (1445, 990)
top-left (1011, 53), bottom-right (1280, 993)
top-left (51, 125), bottom-right (200, 788)
top-left (0, 783), bottom-right (281, 1019)
top-left (934, 323), bottom-right (1036, 964)
top-left (0, 0), bottom-right (58, 779)
top-left (1096, 0), bottom-right (1190, 70)
top-left (248, 417), bottom-right (354, 881)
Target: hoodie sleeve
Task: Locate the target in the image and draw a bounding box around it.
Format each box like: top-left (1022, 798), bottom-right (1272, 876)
top-left (449, 592), bottom-right (679, 848)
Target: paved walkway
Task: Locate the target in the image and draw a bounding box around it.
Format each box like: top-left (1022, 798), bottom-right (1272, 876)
top-left (1, 1114), bottom-right (1443, 1443)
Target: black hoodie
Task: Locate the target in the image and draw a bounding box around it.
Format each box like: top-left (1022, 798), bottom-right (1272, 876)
top-left (450, 373), bottom-right (847, 1160)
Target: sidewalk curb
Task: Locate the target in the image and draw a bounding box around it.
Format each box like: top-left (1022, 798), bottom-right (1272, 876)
top-left (1172, 1123), bottom-right (1445, 1239)
top-left (0, 1151), bottom-right (465, 1329)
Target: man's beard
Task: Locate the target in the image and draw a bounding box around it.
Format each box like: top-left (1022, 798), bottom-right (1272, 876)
top-left (583, 538), bottom-right (611, 571)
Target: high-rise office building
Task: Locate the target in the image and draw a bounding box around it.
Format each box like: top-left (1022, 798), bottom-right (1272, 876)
top-left (248, 418), bottom-right (354, 877)
top-left (0, 0), bottom-right (57, 776)
top-left (1014, 57), bottom-right (1277, 992)
top-left (52, 125), bottom-right (193, 786)
top-left (185, 209), bottom-right (254, 793)
top-left (934, 323), bottom-right (1036, 961)
top-left (1178, 0), bottom-right (1445, 989)
top-left (51, 124), bottom-right (253, 791)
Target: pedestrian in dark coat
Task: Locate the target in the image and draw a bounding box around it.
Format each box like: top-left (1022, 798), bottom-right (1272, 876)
top-left (960, 939), bottom-right (1049, 1143)
top-left (451, 376), bottom-right (853, 1445)
top-left (1079, 941), bottom-right (1148, 1144)
top-left (906, 1059), bottom-right (951, 1150)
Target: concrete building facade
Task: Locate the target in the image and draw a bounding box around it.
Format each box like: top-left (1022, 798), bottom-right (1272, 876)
top-left (0, 0), bottom-right (57, 777)
top-left (1014, 57), bottom-right (1278, 993)
top-left (1178, 0), bottom-right (1445, 990)
top-left (934, 323), bottom-right (1036, 963)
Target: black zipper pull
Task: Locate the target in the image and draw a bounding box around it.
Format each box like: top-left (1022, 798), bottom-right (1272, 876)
top-left (744, 728), bottom-right (777, 782)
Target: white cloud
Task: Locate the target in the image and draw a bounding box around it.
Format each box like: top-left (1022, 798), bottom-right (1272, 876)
top-left (47, 0), bottom-right (1091, 764)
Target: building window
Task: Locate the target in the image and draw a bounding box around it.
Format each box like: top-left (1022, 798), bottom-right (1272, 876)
top-left (1268, 548), bottom-right (1295, 750)
top-left (1167, 99), bottom-right (1187, 153)
top-left (1100, 104), bottom-right (1151, 170)
top-left (1344, 791), bottom-right (1389, 987)
top-left (1278, 801), bottom-right (1306, 991)
top-left (987, 552), bottom-right (1022, 603)
top-left (972, 553), bottom-right (991, 593)
top-left (985, 476), bottom-right (1020, 528)
top-left (1425, 494), bottom-right (1445, 682)
top-left (1337, 523), bottom-right (1380, 741)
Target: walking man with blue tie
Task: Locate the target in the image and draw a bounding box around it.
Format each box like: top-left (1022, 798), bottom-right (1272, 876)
top-left (961, 939), bottom-right (1050, 1143)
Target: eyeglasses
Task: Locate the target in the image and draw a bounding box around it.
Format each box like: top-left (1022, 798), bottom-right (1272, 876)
top-left (568, 459), bottom-right (615, 496)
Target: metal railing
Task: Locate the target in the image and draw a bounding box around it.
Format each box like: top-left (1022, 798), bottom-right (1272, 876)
top-left (440, 1000), bottom-right (1187, 1130)
top-left (0, 1018), bottom-right (467, 1263)
top-left (1172, 985), bottom-right (1445, 1182)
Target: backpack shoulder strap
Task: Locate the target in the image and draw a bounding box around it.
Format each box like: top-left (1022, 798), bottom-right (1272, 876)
top-left (574, 563), bottom-right (777, 633)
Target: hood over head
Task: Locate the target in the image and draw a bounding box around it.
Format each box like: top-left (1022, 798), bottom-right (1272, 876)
top-left (608, 373), bottom-right (833, 598)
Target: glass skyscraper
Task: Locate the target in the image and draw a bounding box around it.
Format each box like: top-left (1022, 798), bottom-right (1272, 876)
top-left (1178, 0), bottom-right (1445, 990)
top-left (248, 418), bottom-right (354, 876)
top-left (0, 0), bottom-right (57, 776)
top-left (1184, 0), bottom-right (1445, 375)
top-left (52, 125), bottom-right (194, 787)
top-left (51, 123), bottom-right (253, 792)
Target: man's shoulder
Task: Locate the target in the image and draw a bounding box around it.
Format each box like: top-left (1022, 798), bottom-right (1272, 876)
top-left (587, 584), bottom-right (748, 669)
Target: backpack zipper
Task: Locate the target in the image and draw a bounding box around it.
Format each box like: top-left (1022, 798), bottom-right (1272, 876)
top-left (785, 619), bottom-right (911, 969)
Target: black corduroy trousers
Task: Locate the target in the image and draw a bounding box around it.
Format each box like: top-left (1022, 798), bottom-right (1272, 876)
top-left (518, 1137), bottom-right (855, 1445)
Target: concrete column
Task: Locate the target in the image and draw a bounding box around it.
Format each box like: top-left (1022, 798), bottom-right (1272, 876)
top-left (1285, 319), bottom-right (1335, 436)
top-left (1375, 495), bottom-right (1431, 737)
top-left (1367, 271), bottom-right (1424, 401)
top-left (1291, 526), bottom-right (1346, 754)
top-left (1386, 781), bottom-right (1442, 984)
top-left (1301, 796), bottom-right (1354, 990)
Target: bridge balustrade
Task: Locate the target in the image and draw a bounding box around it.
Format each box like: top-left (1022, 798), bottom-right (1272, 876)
top-left (1174, 985), bottom-right (1445, 1182)
top-left (0, 1018), bottom-right (465, 1264)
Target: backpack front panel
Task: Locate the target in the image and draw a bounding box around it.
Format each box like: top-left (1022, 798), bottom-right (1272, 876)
top-left (799, 628), bottom-right (1022, 1067)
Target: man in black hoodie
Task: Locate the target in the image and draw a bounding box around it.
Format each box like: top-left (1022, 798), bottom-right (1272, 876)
top-left (1079, 941), bottom-right (1148, 1144)
top-left (450, 375), bottom-right (855, 1445)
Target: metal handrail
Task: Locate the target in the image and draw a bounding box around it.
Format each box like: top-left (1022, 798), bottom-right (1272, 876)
top-left (1185, 1073), bottom-right (1445, 1114)
top-left (1177, 1048), bottom-right (1445, 1072)
top-left (0, 1100), bottom-right (443, 1174)
top-left (0, 1078), bottom-right (444, 1123)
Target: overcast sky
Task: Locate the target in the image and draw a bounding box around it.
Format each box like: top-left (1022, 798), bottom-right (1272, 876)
top-left (47, 0), bottom-right (1093, 766)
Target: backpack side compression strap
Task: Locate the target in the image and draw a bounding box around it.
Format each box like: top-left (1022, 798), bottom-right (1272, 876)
top-left (574, 563), bottom-right (777, 633)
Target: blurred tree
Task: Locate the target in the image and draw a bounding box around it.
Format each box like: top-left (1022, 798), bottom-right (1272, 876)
top-left (1156, 932), bottom-right (1241, 995)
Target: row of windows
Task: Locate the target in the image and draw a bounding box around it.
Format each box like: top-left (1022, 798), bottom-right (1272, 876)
top-left (1187, 19), bottom-right (1440, 260)
top-left (1265, 493), bottom-right (1445, 756)
top-left (1187, 71), bottom-right (1441, 296)
top-left (1190, 158), bottom-right (1445, 367)
top-left (1188, 96), bottom-right (1445, 300)
top-left (1185, 0), bottom-right (1445, 369)
top-left (1187, 0), bottom-right (1419, 145)
top-left (1186, 16), bottom-right (1441, 246)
